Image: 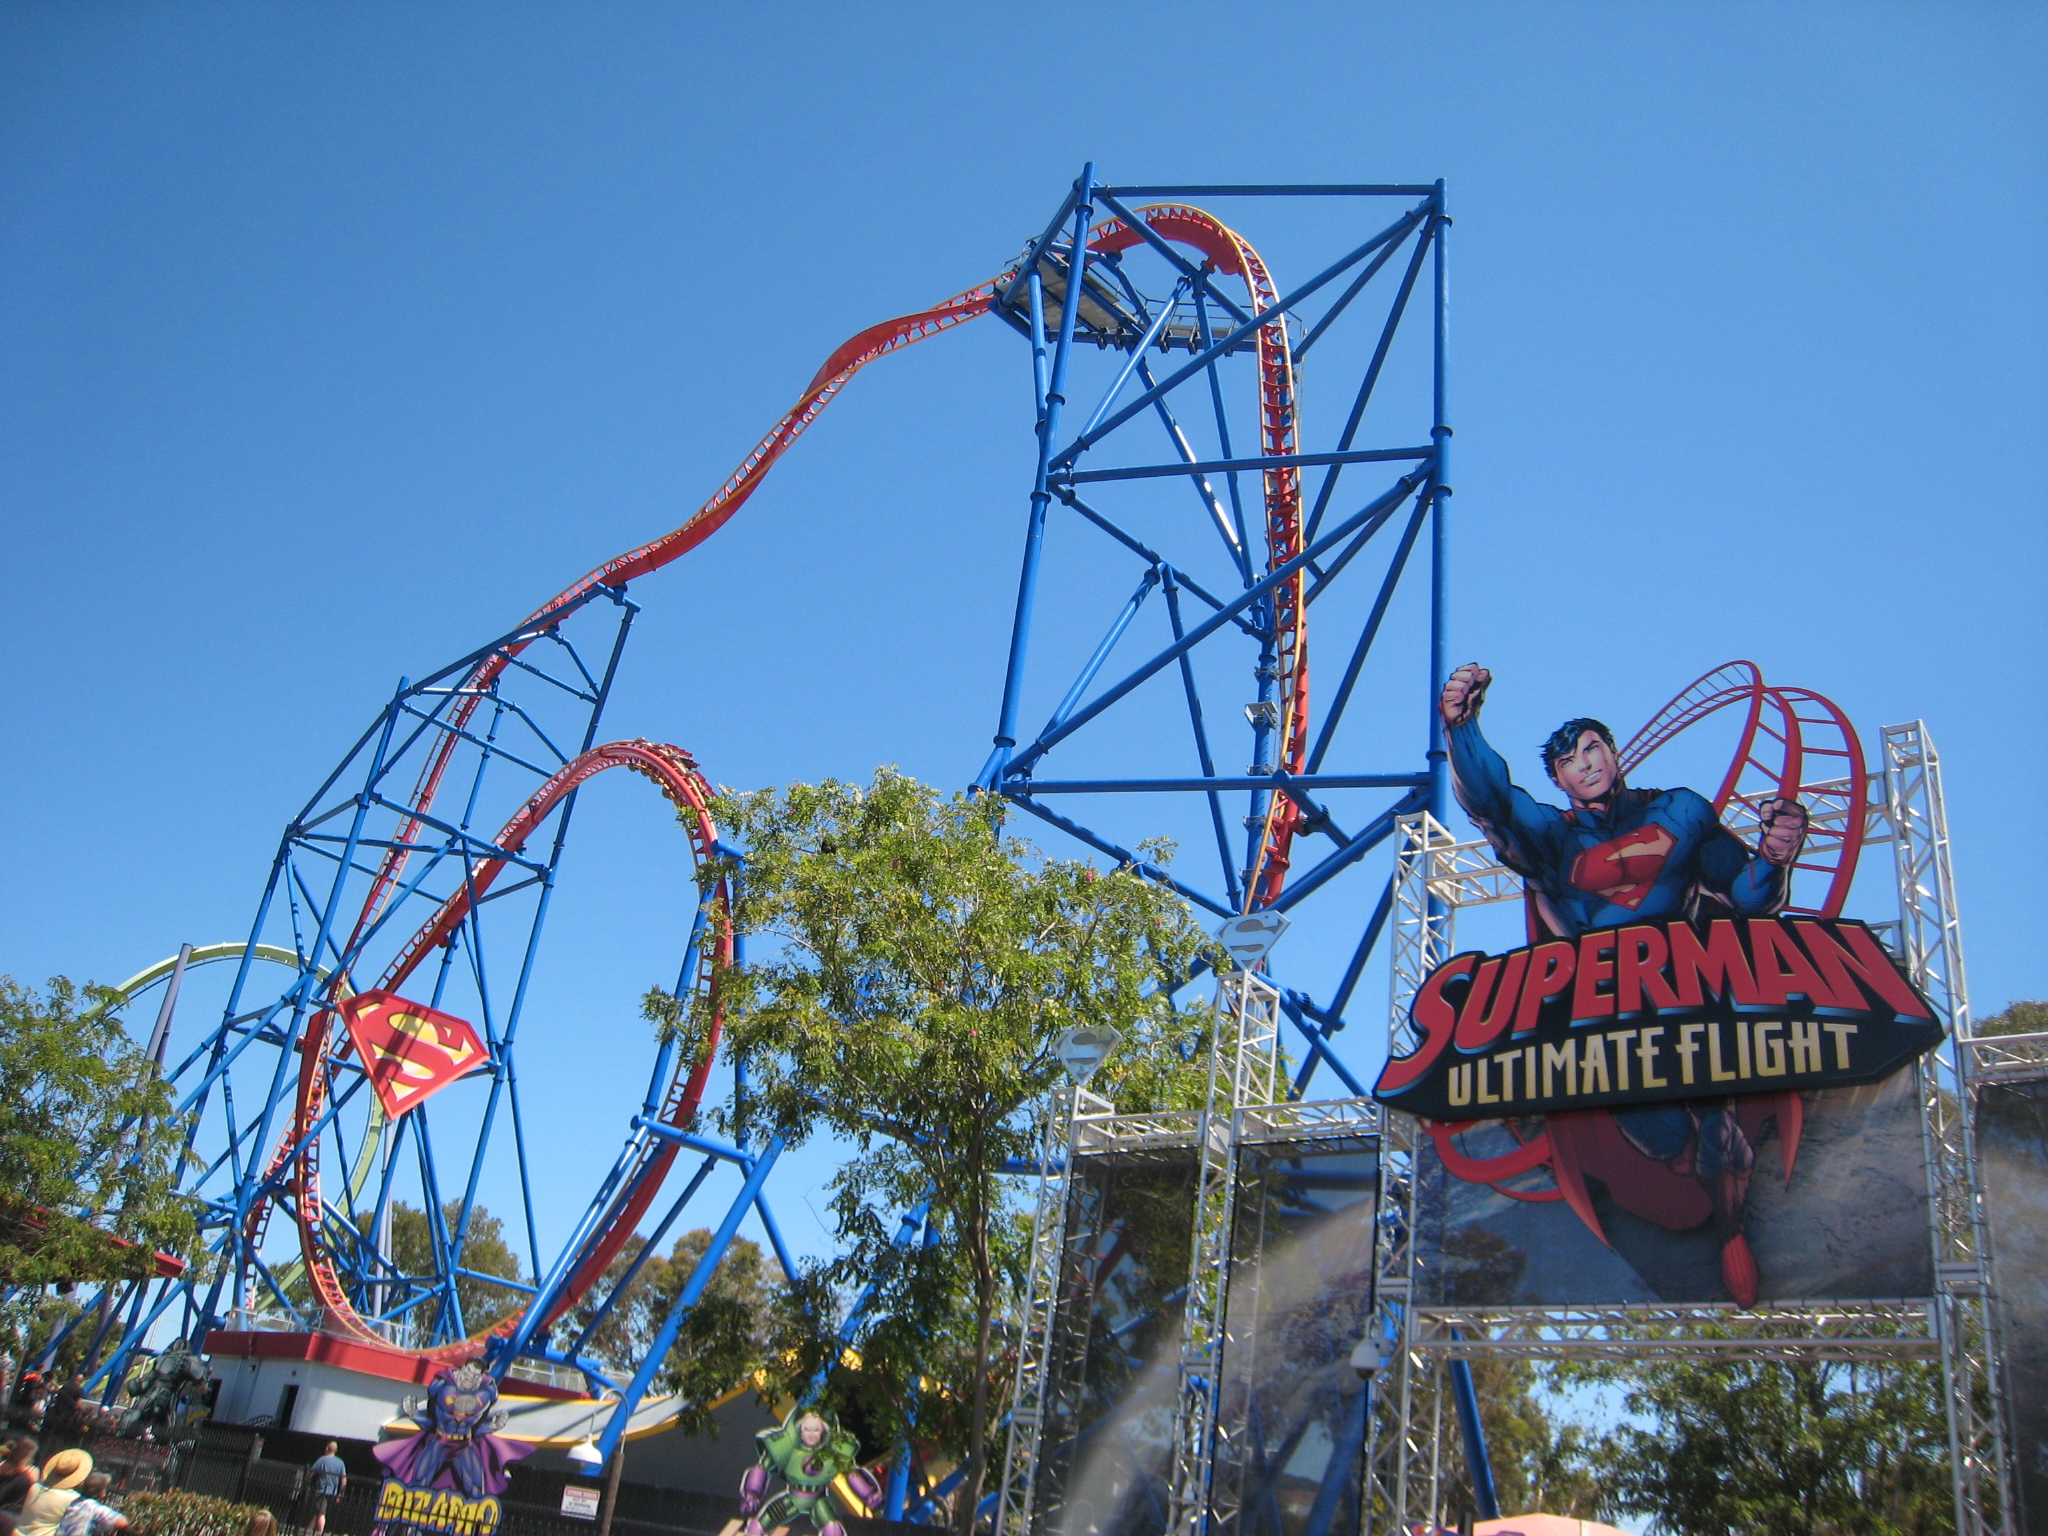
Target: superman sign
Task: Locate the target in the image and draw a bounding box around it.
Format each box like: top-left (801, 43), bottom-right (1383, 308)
top-left (337, 991), bottom-right (489, 1119)
top-left (1372, 916), bottom-right (1942, 1120)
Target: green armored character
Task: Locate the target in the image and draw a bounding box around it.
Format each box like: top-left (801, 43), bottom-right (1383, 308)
top-left (735, 1408), bottom-right (878, 1536)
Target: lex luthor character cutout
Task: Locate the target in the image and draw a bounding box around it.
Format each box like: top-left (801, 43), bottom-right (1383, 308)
top-left (1440, 662), bottom-right (1810, 1305)
top-left (729, 1408), bottom-right (880, 1536)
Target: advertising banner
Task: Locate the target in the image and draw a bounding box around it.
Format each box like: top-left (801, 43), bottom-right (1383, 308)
top-left (1374, 916), bottom-right (1940, 1122)
top-left (1388, 663), bottom-right (1941, 1308)
top-left (1977, 1077), bottom-right (2048, 1531)
top-left (1031, 1138), bottom-right (1379, 1536)
top-left (1031, 1148), bottom-right (1197, 1536)
top-left (1409, 1071), bottom-right (1931, 1307)
top-left (1212, 1137), bottom-right (1379, 1536)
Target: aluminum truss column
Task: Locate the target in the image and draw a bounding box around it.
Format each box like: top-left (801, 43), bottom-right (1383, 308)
top-left (1884, 722), bottom-right (2013, 1536)
top-left (1363, 812), bottom-right (1463, 1535)
top-left (1164, 970), bottom-right (1281, 1536)
top-left (994, 1081), bottom-right (1099, 1536)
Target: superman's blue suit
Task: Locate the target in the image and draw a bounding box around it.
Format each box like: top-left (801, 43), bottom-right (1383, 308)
top-left (1447, 715), bottom-right (1795, 1302)
top-left (1446, 718), bottom-right (1791, 941)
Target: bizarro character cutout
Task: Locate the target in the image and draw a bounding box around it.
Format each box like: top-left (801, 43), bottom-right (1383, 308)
top-left (1436, 663), bottom-right (1811, 1304)
top-left (373, 1360), bottom-right (533, 1532)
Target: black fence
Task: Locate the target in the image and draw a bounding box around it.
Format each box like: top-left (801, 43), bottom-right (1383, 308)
top-left (146, 1422), bottom-right (938, 1536)
top-left (169, 1424), bottom-right (746, 1536)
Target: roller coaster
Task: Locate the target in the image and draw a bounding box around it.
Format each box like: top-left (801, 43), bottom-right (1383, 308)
top-left (56, 166), bottom-right (1887, 1526)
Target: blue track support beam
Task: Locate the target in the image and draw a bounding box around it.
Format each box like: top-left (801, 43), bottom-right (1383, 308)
top-left (1448, 1340), bottom-right (1499, 1521)
top-left (1428, 187), bottom-right (1452, 820)
top-left (986, 163), bottom-right (1099, 786)
top-left (1057, 445), bottom-right (1433, 486)
top-left (595, 1137), bottom-right (786, 1461)
top-left (1003, 469), bottom-right (1431, 780)
top-left (1019, 773), bottom-right (1426, 796)
top-left (1300, 1378), bottom-right (1371, 1536)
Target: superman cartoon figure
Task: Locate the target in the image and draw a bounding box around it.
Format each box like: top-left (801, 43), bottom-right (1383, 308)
top-left (1437, 663), bottom-right (1810, 1304)
top-left (1438, 662), bottom-right (1807, 937)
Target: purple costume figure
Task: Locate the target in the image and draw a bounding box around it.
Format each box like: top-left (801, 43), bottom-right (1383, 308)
top-left (374, 1363), bottom-right (533, 1510)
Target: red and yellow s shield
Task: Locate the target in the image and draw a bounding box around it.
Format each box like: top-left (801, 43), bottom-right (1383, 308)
top-left (336, 991), bottom-right (488, 1119)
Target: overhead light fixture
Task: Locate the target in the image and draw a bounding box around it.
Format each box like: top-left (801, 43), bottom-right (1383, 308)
top-left (567, 1437), bottom-right (604, 1471)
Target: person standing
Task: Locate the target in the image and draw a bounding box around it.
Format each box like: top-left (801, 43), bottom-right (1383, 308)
top-left (307, 1442), bottom-right (347, 1533)
top-left (0, 1437), bottom-right (40, 1536)
top-left (17, 1449), bottom-right (92, 1536)
top-left (52, 1474), bottom-right (125, 1536)
top-left (42, 1384), bottom-right (82, 1456)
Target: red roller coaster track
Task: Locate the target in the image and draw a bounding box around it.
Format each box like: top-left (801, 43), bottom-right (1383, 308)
top-left (276, 208), bottom-right (1313, 1359)
top-left (259, 740), bottom-right (730, 1358)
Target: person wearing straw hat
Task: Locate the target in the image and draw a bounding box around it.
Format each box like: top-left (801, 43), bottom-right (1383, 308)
top-left (17, 1450), bottom-right (91, 1536)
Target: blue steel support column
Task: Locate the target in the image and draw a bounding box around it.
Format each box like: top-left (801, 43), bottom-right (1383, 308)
top-left (1427, 183), bottom-right (1451, 819)
top-left (593, 1136), bottom-right (787, 1462)
top-left (1424, 184), bottom-right (1494, 1523)
top-left (1448, 1332), bottom-right (1499, 1521)
top-left (984, 164), bottom-right (1098, 787)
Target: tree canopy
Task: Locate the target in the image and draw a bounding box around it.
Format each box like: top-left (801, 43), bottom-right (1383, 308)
top-left (557, 1227), bottom-right (781, 1435)
top-left (1977, 999), bottom-right (2048, 1036)
top-left (703, 769), bottom-right (1220, 1531)
top-left (0, 976), bottom-right (196, 1291)
top-left (1550, 1344), bottom-right (1952, 1535)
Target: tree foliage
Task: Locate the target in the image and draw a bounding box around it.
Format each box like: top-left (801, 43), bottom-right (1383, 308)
top-left (557, 1228), bottom-right (781, 1435)
top-left (1554, 1349), bottom-right (1953, 1535)
top-left (386, 1200), bottom-right (527, 1336)
top-left (0, 976), bottom-right (196, 1291)
top-left (704, 770), bottom-right (1220, 1532)
top-left (1977, 999), bottom-right (2048, 1037)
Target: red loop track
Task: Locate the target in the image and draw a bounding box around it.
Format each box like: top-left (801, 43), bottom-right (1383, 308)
top-left (264, 740), bottom-right (731, 1358)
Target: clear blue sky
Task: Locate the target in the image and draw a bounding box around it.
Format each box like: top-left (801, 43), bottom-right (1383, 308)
top-left (3, 3), bottom-right (2043, 1268)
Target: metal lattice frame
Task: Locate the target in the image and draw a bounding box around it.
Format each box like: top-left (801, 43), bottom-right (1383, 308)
top-left (1884, 723), bottom-right (2011, 1536)
top-left (997, 985), bottom-right (1376, 1536)
top-left (1165, 972), bottom-right (1282, 1536)
top-left (995, 1081), bottom-right (1097, 1536)
top-left (1357, 724), bottom-right (2014, 1535)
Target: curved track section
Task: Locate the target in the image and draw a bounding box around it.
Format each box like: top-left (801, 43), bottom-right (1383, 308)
top-left (262, 739), bottom-right (731, 1357)
top-left (351, 280), bottom-right (1008, 945)
top-left (1621, 661), bottom-right (1867, 916)
top-left (359, 205), bottom-right (1312, 946)
top-left (1087, 209), bottom-right (1307, 907)
top-left (259, 204), bottom-right (1312, 1360)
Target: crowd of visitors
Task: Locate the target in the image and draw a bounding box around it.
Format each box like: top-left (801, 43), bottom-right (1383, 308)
top-left (0, 1444), bottom-right (127, 1536)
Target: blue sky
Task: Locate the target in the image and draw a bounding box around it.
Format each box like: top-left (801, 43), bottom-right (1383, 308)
top-left (3, 3), bottom-right (2043, 1272)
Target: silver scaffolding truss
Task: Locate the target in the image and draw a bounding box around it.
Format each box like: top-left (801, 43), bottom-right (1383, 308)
top-left (994, 970), bottom-right (1381, 1536)
top-left (1360, 720), bottom-right (2013, 1535)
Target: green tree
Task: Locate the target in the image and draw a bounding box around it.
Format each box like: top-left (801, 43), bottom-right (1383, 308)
top-left (1555, 1350), bottom-right (1952, 1535)
top-left (387, 1201), bottom-right (528, 1336)
top-left (1976, 999), bottom-right (2048, 1037)
top-left (705, 770), bottom-right (1219, 1533)
top-left (557, 1227), bottom-right (781, 1434)
top-left (0, 976), bottom-right (196, 1300)
top-left (1456, 1360), bottom-right (1604, 1520)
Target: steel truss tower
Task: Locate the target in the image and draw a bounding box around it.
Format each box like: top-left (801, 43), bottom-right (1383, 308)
top-left (977, 167), bottom-right (1451, 1536)
top-left (1362, 721), bottom-right (2013, 1536)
